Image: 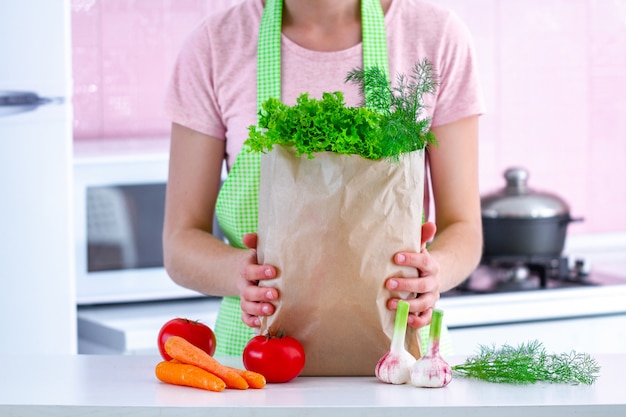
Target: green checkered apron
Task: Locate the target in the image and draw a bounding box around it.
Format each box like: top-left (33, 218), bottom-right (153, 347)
top-left (213, 0), bottom-right (451, 357)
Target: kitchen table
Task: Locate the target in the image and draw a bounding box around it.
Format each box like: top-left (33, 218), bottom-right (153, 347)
top-left (1, 354), bottom-right (624, 417)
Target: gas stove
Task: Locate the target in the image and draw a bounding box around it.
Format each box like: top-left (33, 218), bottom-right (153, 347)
top-left (435, 238), bottom-right (626, 332)
top-left (444, 254), bottom-right (626, 297)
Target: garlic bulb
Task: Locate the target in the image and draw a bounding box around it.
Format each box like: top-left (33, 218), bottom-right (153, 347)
top-left (375, 300), bottom-right (416, 384)
top-left (410, 309), bottom-right (452, 388)
top-left (410, 354), bottom-right (452, 387)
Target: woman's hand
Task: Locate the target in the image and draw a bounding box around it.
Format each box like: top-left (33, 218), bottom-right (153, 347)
top-left (238, 233), bottom-right (279, 328)
top-left (385, 222), bottom-right (440, 329)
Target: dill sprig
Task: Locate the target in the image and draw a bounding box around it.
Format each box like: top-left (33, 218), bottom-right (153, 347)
top-left (451, 340), bottom-right (600, 385)
top-left (346, 59), bottom-right (439, 158)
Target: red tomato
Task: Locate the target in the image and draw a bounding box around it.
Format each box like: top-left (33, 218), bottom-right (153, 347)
top-left (243, 332), bottom-right (306, 383)
top-left (157, 318), bottom-right (216, 361)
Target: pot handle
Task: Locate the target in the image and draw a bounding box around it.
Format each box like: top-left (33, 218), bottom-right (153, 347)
top-left (562, 216), bottom-right (584, 225)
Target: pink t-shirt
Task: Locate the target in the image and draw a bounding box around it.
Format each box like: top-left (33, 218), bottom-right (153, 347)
top-left (165, 0), bottom-right (484, 169)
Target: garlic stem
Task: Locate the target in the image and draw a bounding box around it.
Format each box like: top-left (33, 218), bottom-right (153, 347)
top-left (428, 309), bottom-right (443, 355)
top-left (375, 300), bottom-right (416, 384)
top-left (390, 300), bottom-right (410, 353)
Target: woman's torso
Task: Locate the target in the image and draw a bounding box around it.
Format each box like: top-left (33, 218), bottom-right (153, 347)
top-left (164, 0), bottom-right (484, 169)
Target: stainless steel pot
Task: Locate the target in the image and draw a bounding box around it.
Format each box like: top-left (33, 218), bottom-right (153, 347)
top-left (481, 167), bottom-right (583, 258)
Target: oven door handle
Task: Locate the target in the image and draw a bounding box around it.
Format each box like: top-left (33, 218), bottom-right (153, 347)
top-left (0, 91), bottom-right (64, 117)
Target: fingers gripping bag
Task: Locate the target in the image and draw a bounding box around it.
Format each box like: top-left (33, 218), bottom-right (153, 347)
top-left (246, 62), bottom-right (439, 376)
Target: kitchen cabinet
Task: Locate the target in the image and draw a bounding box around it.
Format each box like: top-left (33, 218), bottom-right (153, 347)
top-left (78, 297), bottom-right (221, 354)
top-left (449, 314), bottom-right (626, 356)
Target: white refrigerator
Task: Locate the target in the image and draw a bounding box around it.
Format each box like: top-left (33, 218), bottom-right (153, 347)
top-left (0, 1), bottom-right (76, 354)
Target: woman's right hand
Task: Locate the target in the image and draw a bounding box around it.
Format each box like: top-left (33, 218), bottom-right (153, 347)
top-left (238, 233), bottom-right (279, 328)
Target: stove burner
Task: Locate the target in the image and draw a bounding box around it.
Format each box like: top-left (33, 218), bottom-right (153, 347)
top-left (507, 265), bottom-right (530, 281)
top-left (496, 265), bottom-right (538, 291)
top-left (482, 254), bottom-right (590, 284)
top-left (448, 255), bottom-right (594, 296)
top-left (496, 270), bottom-right (540, 291)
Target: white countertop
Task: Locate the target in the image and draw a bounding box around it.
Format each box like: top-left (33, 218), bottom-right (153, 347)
top-left (1, 354), bottom-right (624, 417)
top-left (438, 281), bottom-right (626, 327)
top-left (73, 136), bottom-right (170, 163)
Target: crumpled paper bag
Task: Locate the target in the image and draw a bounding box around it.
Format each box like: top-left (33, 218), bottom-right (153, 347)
top-left (257, 145), bottom-right (425, 376)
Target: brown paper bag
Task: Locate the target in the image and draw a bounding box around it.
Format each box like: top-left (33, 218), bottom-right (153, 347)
top-left (257, 145), bottom-right (425, 376)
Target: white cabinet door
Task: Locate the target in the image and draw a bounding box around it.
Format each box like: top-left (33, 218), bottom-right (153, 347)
top-left (449, 314), bottom-right (626, 356)
top-left (0, 1), bottom-right (75, 354)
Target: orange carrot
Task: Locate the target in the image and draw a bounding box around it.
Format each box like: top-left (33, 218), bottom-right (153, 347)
top-left (174, 355), bottom-right (265, 388)
top-left (229, 367), bottom-right (267, 389)
top-left (164, 335), bottom-right (249, 390)
top-left (155, 360), bottom-right (226, 392)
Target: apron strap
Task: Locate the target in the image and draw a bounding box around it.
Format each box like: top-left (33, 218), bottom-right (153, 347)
top-left (257, 0), bottom-right (283, 113)
top-left (361, 0), bottom-right (389, 83)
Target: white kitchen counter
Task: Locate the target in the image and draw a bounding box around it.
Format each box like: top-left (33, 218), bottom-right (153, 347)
top-left (1, 354), bottom-right (624, 417)
top-left (78, 264), bottom-right (626, 355)
top-left (77, 233), bottom-right (626, 355)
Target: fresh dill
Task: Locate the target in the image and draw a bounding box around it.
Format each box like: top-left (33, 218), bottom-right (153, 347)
top-left (346, 58), bottom-right (439, 157)
top-left (451, 340), bottom-right (601, 385)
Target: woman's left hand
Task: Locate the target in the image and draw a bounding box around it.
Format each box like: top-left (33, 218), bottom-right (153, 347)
top-left (385, 221), bottom-right (440, 329)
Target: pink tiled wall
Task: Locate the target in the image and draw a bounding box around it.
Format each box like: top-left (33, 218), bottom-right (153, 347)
top-left (71, 0), bottom-right (626, 235)
top-left (71, 0), bottom-right (238, 137)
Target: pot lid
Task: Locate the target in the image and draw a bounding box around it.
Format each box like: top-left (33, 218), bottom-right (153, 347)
top-left (481, 167), bottom-right (570, 219)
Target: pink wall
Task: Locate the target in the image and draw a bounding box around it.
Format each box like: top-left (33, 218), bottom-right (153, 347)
top-left (71, 0), bottom-right (626, 235)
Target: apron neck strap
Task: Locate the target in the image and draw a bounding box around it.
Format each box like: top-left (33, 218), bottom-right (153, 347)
top-left (257, 0), bottom-right (389, 117)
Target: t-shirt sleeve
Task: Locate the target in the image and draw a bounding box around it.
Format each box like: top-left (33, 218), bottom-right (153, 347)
top-left (431, 10), bottom-right (485, 127)
top-left (164, 22), bottom-right (227, 140)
